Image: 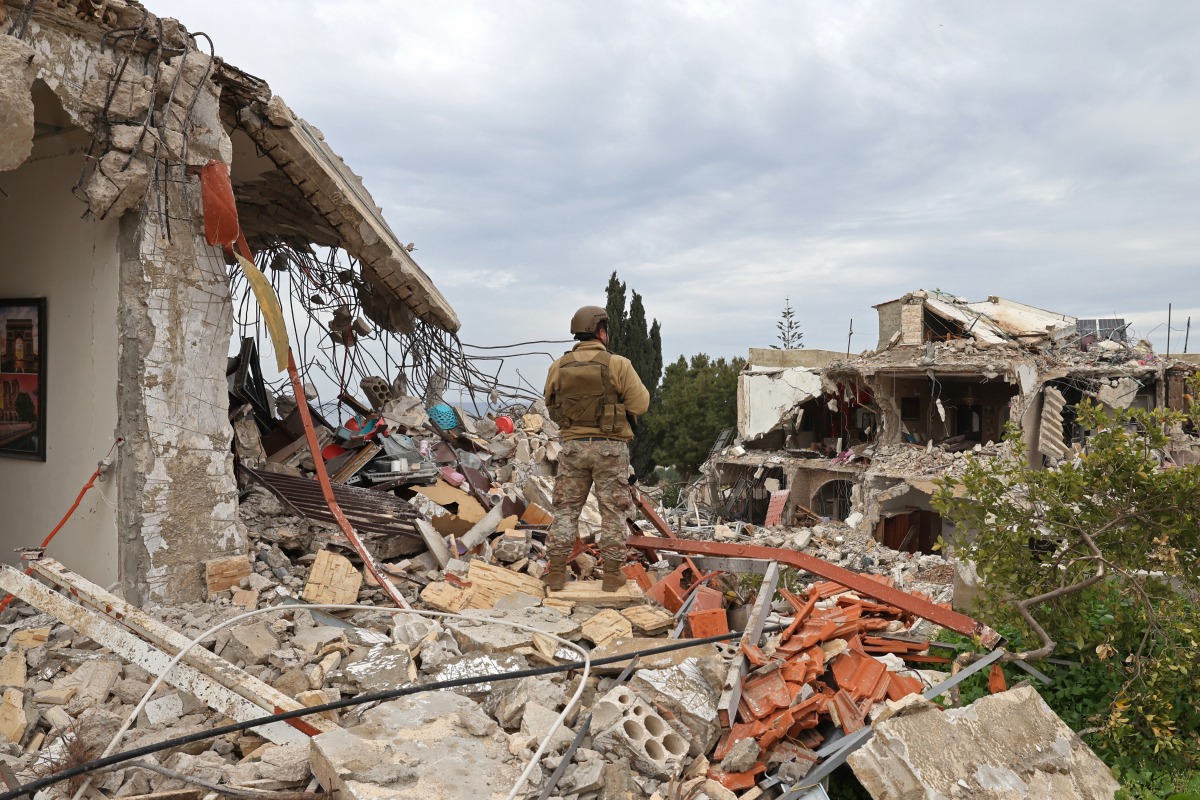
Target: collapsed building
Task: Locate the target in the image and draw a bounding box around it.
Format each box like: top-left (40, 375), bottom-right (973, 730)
top-left (0, 5), bottom-right (1141, 800)
top-left (704, 289), bottom-right (1199, 555)
top-left (0, 0), bottom-right (458, 604)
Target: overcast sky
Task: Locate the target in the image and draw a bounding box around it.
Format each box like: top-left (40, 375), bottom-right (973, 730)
top-left (176, 1), bottom-right (1200, 378)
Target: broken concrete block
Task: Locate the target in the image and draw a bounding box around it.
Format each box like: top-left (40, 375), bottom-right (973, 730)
top-left (581, 608), bottom-right (634, 647)
top-left (491, 675), bottom-right (566, 729)
top-left (0, 36), bottom-right (40, 171)
top-left (10, 628), bottom-right (49, 649)
top-left (67, 659), bottom-right (121, 712)
top-left (258, 742), bottom-right (311, 783)
top-left (222, 622), bottom-right (280, 666)
top-left (343, 643), bottom-right (415, 692)
top-left (720, 736), bottom-right (761, 773)
top-left (632, 656), bottom-right (723, 757)
top-left (142, 692), bottom-right (184, 727)
top-left (84, 150), bottom-right (150, 219)
top-left (272, 667), bottom-right (312, 698)
top-left (520, 701), bottom-right (574, 754)
top-left (0, 688), bottom-right (28, 744)
top-left (847, 685), bottom-right (1122, 799)
top-left (444, 607), bottom-right (578, 654)
top-left (620, 604), bottom-right (676, 635)
top-left (290, 625), bottom-right (346, 654)
top-left (303, 550), bottom-right (363, 605)
top-left (33, 685), bottom-right (77, 706)
top-left (0, 648), bottom-right (26, 689)
top-left (591, 685), bottom-right (689, 779)
top-left (311, 692), bottom-right (523, 800)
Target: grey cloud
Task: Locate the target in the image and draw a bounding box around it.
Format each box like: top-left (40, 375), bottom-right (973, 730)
top-left (174, 0), bottom-right (1200, 370)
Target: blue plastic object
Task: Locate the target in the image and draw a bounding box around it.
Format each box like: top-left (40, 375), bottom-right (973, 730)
top-left (428, 403), bottom-right (459, 431)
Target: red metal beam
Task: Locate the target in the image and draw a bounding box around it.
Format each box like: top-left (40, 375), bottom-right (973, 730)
top-left (625, 536), bottom-right (1001, 647)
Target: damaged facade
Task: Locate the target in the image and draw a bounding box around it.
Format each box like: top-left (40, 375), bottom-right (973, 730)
top-left (0, 0), bottom-right (456, 604)
top-left (0, 5), bottom-right (1148, 800)
top-left (706, 289), bottom-right (1199, 556)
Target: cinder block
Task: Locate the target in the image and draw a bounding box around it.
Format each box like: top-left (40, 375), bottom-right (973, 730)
top-left (591, 686), bottom-right (689, 779)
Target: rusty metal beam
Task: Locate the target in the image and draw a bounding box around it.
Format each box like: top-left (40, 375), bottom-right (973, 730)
top-left (626, 536), bottom-right (1000, 647)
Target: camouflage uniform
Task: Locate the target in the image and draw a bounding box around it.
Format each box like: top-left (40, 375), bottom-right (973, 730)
top-left (546, 438), bottom-right (634, 565)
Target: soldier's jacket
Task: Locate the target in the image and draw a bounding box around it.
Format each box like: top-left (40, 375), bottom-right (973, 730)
top-left (544, 341), bottom-right (650, 442)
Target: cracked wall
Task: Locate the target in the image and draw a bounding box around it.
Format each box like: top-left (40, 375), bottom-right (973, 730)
top-left (117, 182), bottom-right (243, 604)
top-left (4, 4), bottom-right (244, 603)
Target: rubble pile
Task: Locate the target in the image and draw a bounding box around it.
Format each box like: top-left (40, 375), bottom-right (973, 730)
top-left (0, 376), bottom-right (1120, 800)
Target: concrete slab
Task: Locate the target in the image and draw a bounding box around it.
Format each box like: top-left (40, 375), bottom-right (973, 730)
top-left (311, 692), bottom-right (523, 800)
top-left (847, 685), bottom-right (1121, 799)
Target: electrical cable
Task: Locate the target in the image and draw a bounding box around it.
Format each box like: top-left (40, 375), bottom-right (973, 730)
top-left (17, 622), bottom-right (785, 800)
top-left (0, 438), bottom-right (122, 612)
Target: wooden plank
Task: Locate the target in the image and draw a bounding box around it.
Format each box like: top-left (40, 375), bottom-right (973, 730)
top-left (718, 561), bottom-right (780, 728)
top-left (546, 579), bottom-right (643, 609)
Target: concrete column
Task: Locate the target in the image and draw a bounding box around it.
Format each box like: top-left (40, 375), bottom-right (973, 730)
top-left (116, 177), bottom-right (244, 604)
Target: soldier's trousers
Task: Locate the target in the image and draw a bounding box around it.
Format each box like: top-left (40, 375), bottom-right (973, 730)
top-left (546, 438), bottom-right (633, 565)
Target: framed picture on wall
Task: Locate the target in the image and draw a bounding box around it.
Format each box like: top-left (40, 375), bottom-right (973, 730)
top-left (0, 299), bottom-right (46, 461)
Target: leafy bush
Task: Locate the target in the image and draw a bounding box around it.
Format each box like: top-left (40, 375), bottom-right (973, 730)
top-left (933, 399), bottom-right (1200, 794)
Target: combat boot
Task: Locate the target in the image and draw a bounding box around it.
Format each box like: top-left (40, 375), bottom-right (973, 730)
top-left (543, 553), bottom-right (567, 592)
top-left (601, 559), bottom-right (627, 592)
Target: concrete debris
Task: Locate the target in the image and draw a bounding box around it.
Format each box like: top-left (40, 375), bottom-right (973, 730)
top-left (848, 685), bottom-right (1121, 799)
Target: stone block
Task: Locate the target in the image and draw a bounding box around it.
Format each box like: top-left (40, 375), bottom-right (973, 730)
top-left (519, 701), bottom-right (574, 754)
top-left (204, 555), bottom-right (252, 594)
top-left (222, 622), bottom-right (279, 666)
top-left (303, 550), bottom-right (363, 605)
top-left (591, 686), bottom-right (689, 779)
top-left (847, 685), bottom-right (1122, 799)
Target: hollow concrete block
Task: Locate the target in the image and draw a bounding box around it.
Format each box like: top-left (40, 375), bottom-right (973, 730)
top-left (591, 685), bottom-right (689, 779)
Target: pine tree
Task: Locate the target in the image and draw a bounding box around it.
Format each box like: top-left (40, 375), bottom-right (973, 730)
top-left (603, 273), bottom-right (663, 479)
top-left (771, 296), bottom-right (803, 349)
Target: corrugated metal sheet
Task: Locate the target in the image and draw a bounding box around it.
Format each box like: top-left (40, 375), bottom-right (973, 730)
top-left (244, 466), bottom-right (423, 542)
top-left (1038, 387), bottom-right (1070, 460)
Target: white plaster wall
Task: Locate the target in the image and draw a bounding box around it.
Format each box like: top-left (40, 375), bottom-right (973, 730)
top-left (738, 367), bottom-right (823, 441)
top-left (0, 136), bottom-right (120, 587)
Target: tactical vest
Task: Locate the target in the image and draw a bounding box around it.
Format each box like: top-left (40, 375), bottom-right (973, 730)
top-left (548, 350), bottom-right (632, 437)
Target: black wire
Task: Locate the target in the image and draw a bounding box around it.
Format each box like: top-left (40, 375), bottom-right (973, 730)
top-left (4, 624), bottom-right (781, 799)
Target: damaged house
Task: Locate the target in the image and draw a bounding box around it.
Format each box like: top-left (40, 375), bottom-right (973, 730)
top-left (0, 0), bottom-right (457, 604)
top-left (706, 289), bottom-right (1199, 555)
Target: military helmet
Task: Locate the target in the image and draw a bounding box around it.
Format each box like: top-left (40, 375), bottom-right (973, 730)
top-left (570, 305), bottom-right (609, 335)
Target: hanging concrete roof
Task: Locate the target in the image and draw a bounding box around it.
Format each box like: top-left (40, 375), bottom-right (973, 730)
top-left (214, 63), bottom-right (460, 333)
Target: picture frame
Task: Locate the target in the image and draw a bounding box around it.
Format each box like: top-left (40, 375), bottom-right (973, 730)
top-left (0, 298), bottom-right (46, 461)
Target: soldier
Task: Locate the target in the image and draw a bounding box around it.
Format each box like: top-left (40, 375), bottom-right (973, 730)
top-left (543, 305), bottom-right (650, 591)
